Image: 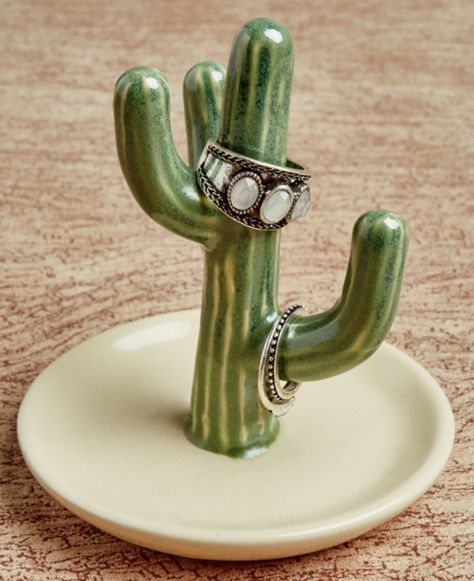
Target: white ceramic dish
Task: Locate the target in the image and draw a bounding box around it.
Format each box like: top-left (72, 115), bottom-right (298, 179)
top-left (17, 309), bottom-right (455, 560)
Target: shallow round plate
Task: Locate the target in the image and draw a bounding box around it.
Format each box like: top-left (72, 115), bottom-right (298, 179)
top-left (17, 309), bottom-right (454, 560)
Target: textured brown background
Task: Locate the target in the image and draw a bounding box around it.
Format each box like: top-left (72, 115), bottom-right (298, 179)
top-left (1, 0), bottom-right (473, 579)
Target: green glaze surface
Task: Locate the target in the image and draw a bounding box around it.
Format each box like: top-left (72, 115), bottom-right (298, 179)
top-left (114, 18), bottom-right (409, 458)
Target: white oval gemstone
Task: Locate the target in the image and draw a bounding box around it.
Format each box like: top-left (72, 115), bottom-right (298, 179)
top-left (261, 187), bottom-right (292, 223)
top-left (291, 187), bottom-right (311, 220)
top-left (229, 176), bottom-right (259, 210)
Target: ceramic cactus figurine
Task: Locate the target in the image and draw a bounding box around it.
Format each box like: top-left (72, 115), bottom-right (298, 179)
top-left (114, 18), bottom-right (408, 458)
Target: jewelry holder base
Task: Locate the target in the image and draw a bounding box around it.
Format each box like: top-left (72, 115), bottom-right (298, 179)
top-left (17, 309), bottom-right (454, 561)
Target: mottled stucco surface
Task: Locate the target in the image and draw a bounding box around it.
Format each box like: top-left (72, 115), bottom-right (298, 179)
top-left (1, 0), bottom-right (472, 578)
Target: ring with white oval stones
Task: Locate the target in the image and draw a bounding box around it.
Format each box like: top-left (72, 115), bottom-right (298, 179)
top-left (197, 141), bottom-right (311, 231)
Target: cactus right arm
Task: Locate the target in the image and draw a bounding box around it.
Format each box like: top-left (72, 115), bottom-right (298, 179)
top-left (279, 210), bottom-right (409, 382)
top-left (114, 67), bottom-right (218, 246)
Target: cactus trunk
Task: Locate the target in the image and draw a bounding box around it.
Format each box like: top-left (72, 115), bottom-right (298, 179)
top-left (186, 223), bottom-right (281, 457)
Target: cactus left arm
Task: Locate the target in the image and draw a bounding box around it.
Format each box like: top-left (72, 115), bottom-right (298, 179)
top-left (114, 66), bottom-right (218, 246)
top-left (279, 210), bottom-right (409, 382)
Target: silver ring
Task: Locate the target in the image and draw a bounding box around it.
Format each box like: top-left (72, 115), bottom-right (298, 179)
top-left (258, 304), bottom-right (306, 416)
top-left (197, 141), bottom-right (311, 231)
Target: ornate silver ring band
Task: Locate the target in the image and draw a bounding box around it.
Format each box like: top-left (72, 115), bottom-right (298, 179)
top-left (258, 304), bottom-right (306, 416)
top-left (197, 141), bottom-right (311, 231)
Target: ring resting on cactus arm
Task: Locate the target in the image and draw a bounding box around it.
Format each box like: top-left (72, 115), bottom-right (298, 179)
top-left (258, 304), bottom-right (307, 416)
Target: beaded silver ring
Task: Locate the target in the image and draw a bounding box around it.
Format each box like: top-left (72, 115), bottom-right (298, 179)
top-left (257, 304), bottom-right (306, 416)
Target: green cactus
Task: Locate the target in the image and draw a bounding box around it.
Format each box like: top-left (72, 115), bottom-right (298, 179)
top-left (113, 18), bottom-right (408, 458)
